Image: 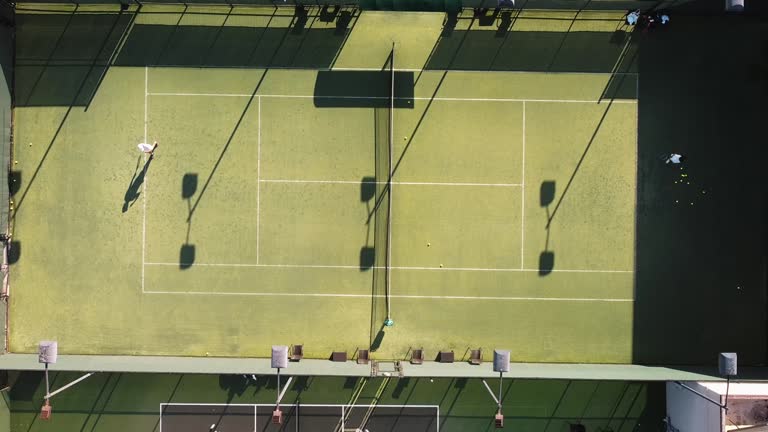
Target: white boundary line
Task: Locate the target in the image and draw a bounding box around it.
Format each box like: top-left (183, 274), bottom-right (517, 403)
top-left (135, 65), bottom-right (638, 75)
top-left (141, 66), bottom-right (148, 294)
top-left (256, 95), bottom-right (261, 265)
top-left (144, 291), bottom-right (632, 302)
top-left (144, 261), bottom-right (632, 273)
top-left (161, 402), bottom-right (439, 408)
top-left (520, 101), bottom-right (526, 270)
top-left (147, 92), bottom-right (638, 104)
top-left (260, 179), bottom-right (522, 187)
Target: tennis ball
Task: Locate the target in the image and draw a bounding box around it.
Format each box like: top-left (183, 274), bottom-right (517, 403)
top-left (439, 264), bottom-right (443, 268)
top-left (427, 242), bottom-right (431, 247)
top-left (404, 136), bottom-right (408, 141)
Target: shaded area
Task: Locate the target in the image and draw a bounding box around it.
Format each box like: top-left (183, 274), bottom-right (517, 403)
top-left (539, 180), bottom-right (556, 276)
top-left (162, 402), bottom-right (254, 432)
top-left (313, 70), bottom-right (415, 107)
top-left (14, 12), bottom-right (133, 107)
top-left (180, 173), bottom-right (198, 269)
top-left (425, 24), bottom-right (639, 81)
top-left (115, 22), bottom-right (349, 68)
top-left (6, 372), bottom-right (667, 432)
top-left (14, 8), bottom-right (355, 106)
top-left (633, 16), bottom-right (768, 365)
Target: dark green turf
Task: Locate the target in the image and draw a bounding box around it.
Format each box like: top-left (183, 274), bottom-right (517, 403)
top-left (7, 371), bottom-right (667, 432)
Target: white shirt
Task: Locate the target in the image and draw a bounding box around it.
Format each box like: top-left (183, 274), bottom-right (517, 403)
top-left (661, 14), bottom-right (670, 24)
top-left (137, 143), bottom-right (154, 153)
top-left (627, 11), bottom-right (639, 25)
top-left (669, 154), bottom-right (682, 164)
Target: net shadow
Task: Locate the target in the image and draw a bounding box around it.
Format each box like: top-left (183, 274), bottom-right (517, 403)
top-left (313, 70), bottom-right (415, 108)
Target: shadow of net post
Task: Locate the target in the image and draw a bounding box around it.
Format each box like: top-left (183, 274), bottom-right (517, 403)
top-left (360, 176), bottom-right (376, 271)
top-left (180, 173), bottom-right (198, 270)
top-left (539, 180), bottom-right (555, 276)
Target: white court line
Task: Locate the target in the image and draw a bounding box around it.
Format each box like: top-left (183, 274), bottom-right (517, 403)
top-left (143, 262), bottom-right (632, 273)
top-left (259, 179), bottom-right (523, 187)
top-left (141, 66), bottom-right (148, 294)
top-left (143, 290), bottom-right (632, 302)
top-left (148, 92), bottom-right (638, 104)
top-left (162, 403), bottom-right (439, 408)
top-left (256, 95), bottom-right (261, 264)
top-left (331, 67), bottom-right (639, 76)
top-left (140, 66), bottom-right (638, 76)
top-left (520, 101), bottom-right (526, 270)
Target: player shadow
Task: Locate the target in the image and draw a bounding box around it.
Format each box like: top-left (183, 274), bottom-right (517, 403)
top-left (122, 155), bottom-right (153, 213)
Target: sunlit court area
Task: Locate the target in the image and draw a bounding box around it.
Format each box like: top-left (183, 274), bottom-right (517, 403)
top-left (0, 0), bottom-right (767, 430)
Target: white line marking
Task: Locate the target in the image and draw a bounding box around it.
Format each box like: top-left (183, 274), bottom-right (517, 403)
top-left (521, 101), bottom-right (526, 270)
top-left (142, 66), bottom-right (148, 294)
top-left (148, 92), bottom-right (638, 104)
top-left (138, 66), bottom-right (638, 75)
top-left (142, 290), bottom-right (633, 302)
top-left (259, 179), bottom-right (523, 187)
top-left (143, 262), bottom-right (632, 273)
top-left (162, 403), bottom-right (440, 408)
top-left (256, 95), bottom-right (261, 265)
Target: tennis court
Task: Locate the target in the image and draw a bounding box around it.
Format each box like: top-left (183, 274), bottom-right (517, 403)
top-left (9, 5), bottom-right (640, 363)
top-left (159, 403), bottom-right (438, 432)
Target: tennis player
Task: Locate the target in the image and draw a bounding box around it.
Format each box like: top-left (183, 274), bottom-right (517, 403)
top-left (137, 141), bottom-right (158, 155)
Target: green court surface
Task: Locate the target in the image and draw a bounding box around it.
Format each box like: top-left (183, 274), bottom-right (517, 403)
top-left (9, 5), bottom-right (642, 362)
top-left (0, 2), bottom-right (637, 368)
top-left (6, 371), bottom-right (666, 432)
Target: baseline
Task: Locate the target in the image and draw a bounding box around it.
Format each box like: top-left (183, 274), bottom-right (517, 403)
top-left (148, 92), bottom-right (638, 104)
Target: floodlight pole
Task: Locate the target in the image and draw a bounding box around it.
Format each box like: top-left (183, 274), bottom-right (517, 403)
top-left (276, 368), bottom-right (281, 409)
top-left (44, 363), bottom-right (49, 401)
top-left (674, 381), bottom-right (729, 411)
top-left (45, 373), bottom-right (95, 399)
top-left (498, 371), bottom-right (503, 414)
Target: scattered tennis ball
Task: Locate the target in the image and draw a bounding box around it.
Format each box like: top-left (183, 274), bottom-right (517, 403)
top-left (427, 242), bottom-right (431, 247)
top-left (28, 143), bottom-right (32, 146)
top-left (439, 264), bottom-right (443, 268)
top-left (702, 190), bottom-right (706, 194)
top-left (205, 352), bottom-right (210, 356)
top-left (687, 182), bottom-right (690, 185)
top-left (690, 202), bottom-right (694, 205)
top-left (403, 136), bottom-right (408, 141)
